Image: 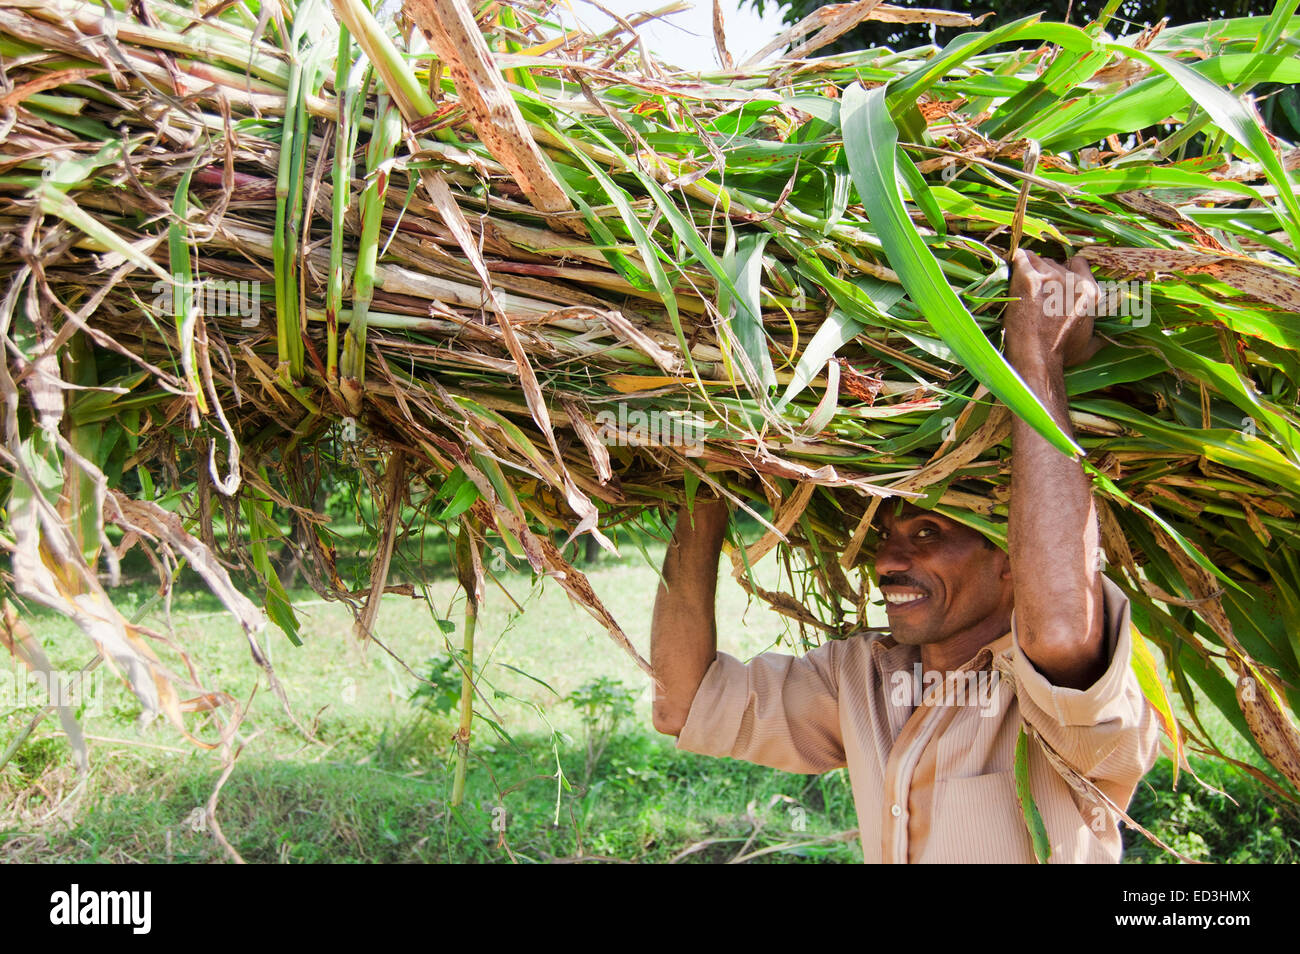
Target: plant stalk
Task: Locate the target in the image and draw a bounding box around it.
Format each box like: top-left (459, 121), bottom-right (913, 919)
top-left (450, 585), bottom-right (478, 808)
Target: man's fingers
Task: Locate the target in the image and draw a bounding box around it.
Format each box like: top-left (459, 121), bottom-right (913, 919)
top-left (1068, 254), bottom-right (1096, 285)
top-left (1066, 255), bottom-right (1099, 316)
top-left (1010, 248), bottom-right (1032, 282)
top-left (1010, 249), bottom-right (1049, 296)
top-left (1018, 249), bottom-right (1046, 275)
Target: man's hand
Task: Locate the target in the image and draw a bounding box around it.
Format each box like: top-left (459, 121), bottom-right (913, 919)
top-left (1005, 251), bottom-right (1107, 690)
top-left (1004, 250), bottom-right (1103, 371)
top-left (650, 499), bottom-right (728, 736)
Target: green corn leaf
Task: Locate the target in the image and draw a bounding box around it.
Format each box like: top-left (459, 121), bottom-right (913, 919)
top-left (1014, 726), bottom-right (1052, 864)
top-left (437, 478), bottom-right (481, 523)
top-left (1128, 623), bottom-right (1183, 781)
top-left (896, 150), bottom-right (945, 237)
top-left (1026, 55), bottom-right (1300, 152)
top-left (888, 16), bottom-right (1093, 113)
top-left (166, 165), bottom-right (205, 414)
top-left (776, 274), bottom-right (907, 409)
top-left (776, 310), bottom-right (862, 411)
top-left (841, 83), bottom-right (1080, 457)
top-left (37, 186), bottom-right (168, 280)
top-left (1043, 166), bottom-right (1264, 202)
top-left (723, 231), bottom-right (776, 391)
top-left (241, 492), bottom-right (302, 646)
top-left (590, 131), bottom-right (772, 395)
top-left (1082, 399), bottom-right (1300, 493)
top-left (1100, 46), bottom-right (1300, 255)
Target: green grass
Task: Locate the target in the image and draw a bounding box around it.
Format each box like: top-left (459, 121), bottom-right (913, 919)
top-left (0, 732), bottom-right (861, 863)
top-left (2, 542), bottom-right (1297, 862)
top-left (1124, 757), bottom-right (1300, 864)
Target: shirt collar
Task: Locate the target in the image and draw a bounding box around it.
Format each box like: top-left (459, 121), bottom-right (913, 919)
top-left (867, 630), bottom-right (919, 684)
top-left (975, 631), bottom-right (1015, 667)
top-left (868, 629), bottom-right (1014, 674)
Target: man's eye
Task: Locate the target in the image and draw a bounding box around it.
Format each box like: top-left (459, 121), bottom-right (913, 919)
top-left (878, 529), bottom-right (891, 541)
top-left (915, 527), bottom-right (936, 538)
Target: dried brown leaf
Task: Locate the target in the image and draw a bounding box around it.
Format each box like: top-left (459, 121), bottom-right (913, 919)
top-left (406, 0), bottom-right (572, 213)
top-left (1082, 247), bottom-right (1300, 311)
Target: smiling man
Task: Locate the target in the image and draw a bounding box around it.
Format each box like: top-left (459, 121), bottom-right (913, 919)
top-left (650, 252), bottom-right (1161, 863)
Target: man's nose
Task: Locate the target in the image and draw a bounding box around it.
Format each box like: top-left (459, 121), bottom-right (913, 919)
top-left (874, 535), bottom-right (912, 575)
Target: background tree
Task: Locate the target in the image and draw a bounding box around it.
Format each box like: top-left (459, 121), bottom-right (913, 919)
top-left (740, 0), bottom-right (1298, 202)
top-left (744, 0), bottom-right (1279, 53)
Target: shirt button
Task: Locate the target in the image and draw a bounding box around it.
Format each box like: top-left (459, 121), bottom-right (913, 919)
top-left (891, 804), bottom-right (902, 817)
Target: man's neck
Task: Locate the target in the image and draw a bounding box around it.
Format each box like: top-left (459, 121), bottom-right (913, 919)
top-left (920, 615), bottom-right (1012, 673)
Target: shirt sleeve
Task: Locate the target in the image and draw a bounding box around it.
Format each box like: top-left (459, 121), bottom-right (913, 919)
top-left (674, 641), bottom-right (847, 775)
top-left (1009, 575), bottom-right (1163, 791)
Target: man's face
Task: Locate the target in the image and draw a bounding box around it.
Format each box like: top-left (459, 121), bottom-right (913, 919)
top-left (873, 504), bottom-right (1013, 648)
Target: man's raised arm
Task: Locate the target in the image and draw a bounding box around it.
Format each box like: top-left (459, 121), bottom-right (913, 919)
top-left (1005, 250), bottom-right (1107, 690)
top-left (650, 499), bottom-right (728, 735)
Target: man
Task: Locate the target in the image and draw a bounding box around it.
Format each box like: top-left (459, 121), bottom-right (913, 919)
top-left (650, 251), bottom-right (1162, 863)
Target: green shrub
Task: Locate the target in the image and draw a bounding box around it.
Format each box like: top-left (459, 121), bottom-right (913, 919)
top-left (1125, 756), bottom-right (1300, 863)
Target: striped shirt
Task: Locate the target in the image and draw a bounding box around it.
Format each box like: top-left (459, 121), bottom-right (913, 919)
top-left (675, 576), bottom-right (1162, 863)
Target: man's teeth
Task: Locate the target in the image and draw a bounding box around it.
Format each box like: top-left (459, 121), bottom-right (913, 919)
top-left (884, 592), bottom-right (926, 604)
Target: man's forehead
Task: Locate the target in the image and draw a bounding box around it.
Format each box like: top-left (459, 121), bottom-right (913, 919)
top-left (876, 502), bottom-right (995, 549)
top-left (879, 501), bottom-right (948, 526)
top-left (873, 504), bottom-right (982, 540)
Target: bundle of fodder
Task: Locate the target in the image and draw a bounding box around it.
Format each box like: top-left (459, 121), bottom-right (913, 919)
top-left (2, 0), bottom-right (1300, 797)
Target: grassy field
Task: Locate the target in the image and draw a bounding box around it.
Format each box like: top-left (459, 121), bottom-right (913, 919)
top-left (2, 537), bottom-right (1298, 863)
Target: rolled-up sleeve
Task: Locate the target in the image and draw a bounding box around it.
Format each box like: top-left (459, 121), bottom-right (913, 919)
top-left (1010, 575), bottom-right (1162, 786)
top-left (675, 643), bottom-right (847, 775)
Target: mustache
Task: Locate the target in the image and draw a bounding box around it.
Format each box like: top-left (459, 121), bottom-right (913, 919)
top-left (878, 574), bottom-right (929, 595)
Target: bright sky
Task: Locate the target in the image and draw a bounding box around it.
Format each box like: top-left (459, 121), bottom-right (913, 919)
top-left (552, 0), bottom-right (791, 72)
